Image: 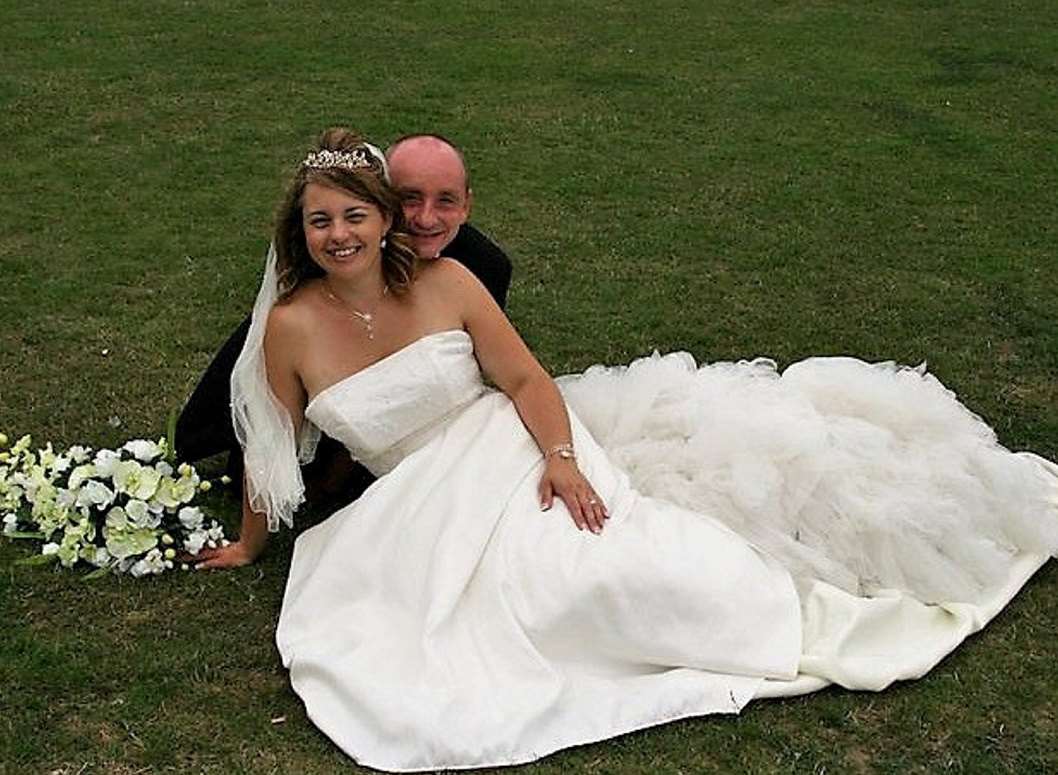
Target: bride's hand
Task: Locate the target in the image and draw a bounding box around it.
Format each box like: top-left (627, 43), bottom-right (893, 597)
top-left (539, 458), bottom-right (608, 534)
top-left (187, 540), bottom-right (260, 570)
top-left (187, 494), bottom-right (270, 569)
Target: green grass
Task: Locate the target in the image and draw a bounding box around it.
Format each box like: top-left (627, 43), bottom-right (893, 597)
top-left (2, 1), bottom-right (1057, 772)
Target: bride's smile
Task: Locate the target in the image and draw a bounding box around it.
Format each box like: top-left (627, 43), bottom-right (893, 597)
top-left (302, 182), bottom-right (391, 278)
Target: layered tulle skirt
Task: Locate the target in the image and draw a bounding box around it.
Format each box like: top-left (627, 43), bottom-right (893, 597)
top-left (560, 352), bottom-right (1058, 604)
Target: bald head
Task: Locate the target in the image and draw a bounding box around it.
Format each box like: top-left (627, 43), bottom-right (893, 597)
top-left (386, 135), bottom-right (473, 259)
top-left (388, 135), bottom-right (470, 191)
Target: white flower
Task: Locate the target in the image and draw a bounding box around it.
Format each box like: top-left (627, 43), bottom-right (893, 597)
top-left (178, 506), bottom-right (204, 531)
top-left (106, 506), bottom-right (129, 529)
top-left (150, 477), bottom-right (182, 510)
top-left (184, 529), bottom-right (207, 555)
top-left (123, 439), bottom-right (163, 463)
top-left (84, 545), bottom-right (111, 568)
top-left (93, 449), bottom-right (122, 478)
top-left (31, 486), bottom-right (65, 533)
top-left (22, 465), bottom-right (51, 499)
top-left (78, 479), bottom-right (116, 510)
top-left (104, 524), bottom-right (159, 560)
top-left (2, 484), bottom-right (24, 510)
top-left (39, 444), bottom-right (57, 469)
top-left (51, 455), bottom-right (71, 475)
top-left (155, 461), bottom-right (173, 477)
top-left (112, 461), bottom-right (161, 500)
top-left (143, 547), bottom-right (166, 574)
top-left (172, 473), bottom-right (198, 504)
top-left (2, 513), bottom-right (18, 534)
top-left (56, 533), bottom-right (82, 568)
top-left (126, 499), bottom-right (147, 521)
top-left (11, 435), bottom-right (32, 455)
top-left (67, 464), bottom-right (97, 491)
top-left (125, 499), bottom-right (159, 529)
top-left (129, 548), bottom-right (166, 577)
top-left (42, 542), bottom-right (60, 555)
top-left (68, 445), bottom-right (90, 464)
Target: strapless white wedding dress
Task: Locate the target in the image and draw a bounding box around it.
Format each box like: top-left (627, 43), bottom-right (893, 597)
top-left (275, 330), bottom-right (1058, 772)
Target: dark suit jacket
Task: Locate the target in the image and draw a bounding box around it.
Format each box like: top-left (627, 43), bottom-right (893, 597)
top-left (174, 223), bottom-right (511, 501)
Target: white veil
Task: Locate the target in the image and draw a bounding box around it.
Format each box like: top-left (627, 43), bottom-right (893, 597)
top-left (229, 141), bottom-right (387, 531)
top-left (230, 243), bottom-right (320, 531)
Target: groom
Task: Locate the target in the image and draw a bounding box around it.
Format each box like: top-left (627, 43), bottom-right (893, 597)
top-left (175, 134), bottom-right (512, 500)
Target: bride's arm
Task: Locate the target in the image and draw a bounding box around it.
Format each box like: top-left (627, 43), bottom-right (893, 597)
top-left (195, 305), bottom-right (308, 568)
top-left (435, 259), bottom-right (608, 534)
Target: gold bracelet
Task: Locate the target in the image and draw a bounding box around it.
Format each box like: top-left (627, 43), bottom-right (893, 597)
top-left (543, 443), bottom-right (575, 461)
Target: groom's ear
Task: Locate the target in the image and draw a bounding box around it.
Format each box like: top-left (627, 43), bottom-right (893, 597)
top-left (464, 187), bottom-right (474, 220)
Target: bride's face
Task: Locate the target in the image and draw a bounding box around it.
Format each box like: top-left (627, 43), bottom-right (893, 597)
top-left (301, 182), bottom-right (392, 280)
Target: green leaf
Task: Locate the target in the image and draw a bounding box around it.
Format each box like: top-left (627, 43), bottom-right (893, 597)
top-left (4, 531), bottom-right (45, 540)
top-left (165, 407), bottom-right (179, 463)
top-left (15, 553), bottom-right (59, 566)
top-left (81, 566), bottom-right (112, 581)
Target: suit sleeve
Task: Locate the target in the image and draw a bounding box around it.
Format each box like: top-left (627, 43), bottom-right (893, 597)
top-left (446, 224), bottom-right (513, 310)
top-left (174, 315), bottom-right (251, 462)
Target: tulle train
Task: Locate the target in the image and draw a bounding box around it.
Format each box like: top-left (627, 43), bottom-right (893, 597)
top-left (559, 352), bottom-right (1058, 604)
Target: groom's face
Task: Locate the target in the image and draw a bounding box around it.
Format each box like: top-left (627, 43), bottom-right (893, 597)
top-left (388, 138), bottom-right (472, 260)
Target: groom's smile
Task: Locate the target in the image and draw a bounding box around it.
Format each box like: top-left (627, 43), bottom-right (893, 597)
top-left (387, 135), bottom-right (473, 259)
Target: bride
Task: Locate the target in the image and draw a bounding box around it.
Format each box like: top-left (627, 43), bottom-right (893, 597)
top-left (195, 128), bottom-right (1058, 771)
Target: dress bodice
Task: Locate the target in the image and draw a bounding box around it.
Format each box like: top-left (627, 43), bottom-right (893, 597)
top-left (304, 329), bottom-right (485, 475)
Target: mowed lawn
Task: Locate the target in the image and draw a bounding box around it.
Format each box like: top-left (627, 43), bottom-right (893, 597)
top-left (2, 1), bottom-right (1057, 773)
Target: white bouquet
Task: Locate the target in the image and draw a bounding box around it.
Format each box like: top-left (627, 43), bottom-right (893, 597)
top-left (0, 431), bottom-right (229, 577)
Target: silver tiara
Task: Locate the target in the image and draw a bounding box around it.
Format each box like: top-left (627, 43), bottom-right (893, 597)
top-left (300, 143), bottom-right (390, 181)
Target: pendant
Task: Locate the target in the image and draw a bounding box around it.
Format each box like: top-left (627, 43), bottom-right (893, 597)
top-left (322, 281), bottom-right (384, 340)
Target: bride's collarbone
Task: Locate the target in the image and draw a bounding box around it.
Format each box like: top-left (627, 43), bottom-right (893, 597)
top-left (291, 279), bottom-right (461, 391)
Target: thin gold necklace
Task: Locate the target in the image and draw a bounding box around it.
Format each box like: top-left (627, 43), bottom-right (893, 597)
top-left (321, 279), bottom-right (389, 340)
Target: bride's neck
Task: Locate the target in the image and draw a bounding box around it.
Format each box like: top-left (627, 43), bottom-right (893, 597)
top-left (323, 271), bottom-right (388, 306)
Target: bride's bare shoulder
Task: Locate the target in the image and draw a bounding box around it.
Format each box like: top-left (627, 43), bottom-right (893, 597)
top-left (266, 281), bottom-right (321, 342)
top-left (416, 257), bottom-right (483, 297)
